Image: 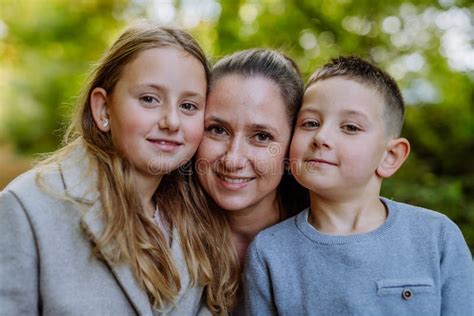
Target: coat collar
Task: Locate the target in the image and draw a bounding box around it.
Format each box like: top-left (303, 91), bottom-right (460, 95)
top-left (59, 143), bottom-right (154, 316)
top-left (82, 202), bottom-right (154, 316)
top-left (58, 144), bottom-right (99, 205)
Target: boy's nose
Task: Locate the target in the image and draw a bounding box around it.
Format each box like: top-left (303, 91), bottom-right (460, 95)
top-left (312, 128), bottom-right (331, 149)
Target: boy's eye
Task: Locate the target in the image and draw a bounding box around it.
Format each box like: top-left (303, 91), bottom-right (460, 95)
top-left (301, 120), bottom-right (320, 129)
top-left (342, 124), bottom-right (361, 134)
top-left (180, 102), bottom-right (198, 111)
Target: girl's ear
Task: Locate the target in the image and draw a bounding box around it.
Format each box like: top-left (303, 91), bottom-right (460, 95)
top-left (376, 138), bottom-right (410, 178)
top-left (90, 87), bottom-right (110, 132)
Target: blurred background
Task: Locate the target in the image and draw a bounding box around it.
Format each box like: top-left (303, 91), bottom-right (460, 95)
top-left (0, 0), bottom-right (473, 251)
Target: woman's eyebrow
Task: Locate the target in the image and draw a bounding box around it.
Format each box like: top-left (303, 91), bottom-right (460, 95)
top-left (205, 115), bottom-right (228, 125)
top-left (248, 123), bottom-right (279, 135)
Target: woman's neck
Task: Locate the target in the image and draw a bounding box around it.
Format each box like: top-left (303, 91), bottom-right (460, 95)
top-left (226, 196), bottom-right (283, 265)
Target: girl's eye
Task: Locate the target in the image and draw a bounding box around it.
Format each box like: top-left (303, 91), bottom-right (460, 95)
top-left (342, 124), bottom-right (361, 134)
top-left (140, 95), bottom-right (159, 106)
top-left (206, 125), bottom-right (228, 136)
top-left (180, 102), bottom-right (198, 111)
top-left (302, 120), bottom-right (320, 129)
top-left (254, 132), bottom-right (273, 143)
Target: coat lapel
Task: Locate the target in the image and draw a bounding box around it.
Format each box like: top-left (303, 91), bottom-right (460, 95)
top-left (81, 203), bottom-right (154, 316)
top-left (60, 145), bottom-right (154, 316)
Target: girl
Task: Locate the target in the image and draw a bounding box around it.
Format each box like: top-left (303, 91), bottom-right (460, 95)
top-left (0, 22), bottom-right (232, 315)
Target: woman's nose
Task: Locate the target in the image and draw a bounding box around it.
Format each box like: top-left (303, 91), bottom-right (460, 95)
top-left (221, 137), bottom-right (247, 171)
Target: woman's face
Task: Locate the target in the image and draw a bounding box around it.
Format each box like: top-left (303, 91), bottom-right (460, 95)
top-left (196, 74), bottom-right (291, 214)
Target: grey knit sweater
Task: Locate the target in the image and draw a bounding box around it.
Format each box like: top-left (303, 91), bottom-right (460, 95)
top-left (244, 198), bottom-right (473, 315)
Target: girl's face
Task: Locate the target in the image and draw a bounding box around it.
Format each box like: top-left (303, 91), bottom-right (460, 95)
top-left (196, 75), bottom-right (291, 215)
top-left (93, 47), bottom-right (207, 177)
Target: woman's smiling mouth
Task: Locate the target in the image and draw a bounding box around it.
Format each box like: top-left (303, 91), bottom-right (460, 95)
top-left (215, 172), bottom-right (255, 189)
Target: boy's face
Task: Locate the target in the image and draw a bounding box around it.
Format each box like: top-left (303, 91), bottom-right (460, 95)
top-left (290, 77), bottom-right (389, 198)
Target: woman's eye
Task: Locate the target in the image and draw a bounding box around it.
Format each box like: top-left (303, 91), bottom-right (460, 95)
top-left (302, 120), bottom-right (320, 129)
top-left (254, 132), bottom-right (273, 142)
top-left (206, 125), bottom-right (228, 136)
top-left (180, 102), bottom-right (198, 111)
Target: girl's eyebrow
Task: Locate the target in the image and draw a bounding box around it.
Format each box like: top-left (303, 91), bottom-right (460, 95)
top-left (133, 83), bottom-right (205, 101)
top-left (133, 83), bottom-right (165, 92)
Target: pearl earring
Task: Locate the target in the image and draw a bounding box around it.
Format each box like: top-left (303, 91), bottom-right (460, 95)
top-left (102, 119), bottom-right (109, 128)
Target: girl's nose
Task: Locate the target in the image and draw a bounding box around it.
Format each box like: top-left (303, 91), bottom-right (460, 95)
top-left (158, 105), bottom-right (180, 132)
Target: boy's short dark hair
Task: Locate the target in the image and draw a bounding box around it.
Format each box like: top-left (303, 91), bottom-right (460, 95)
top-left (307, 56), bottom-right (404, 137)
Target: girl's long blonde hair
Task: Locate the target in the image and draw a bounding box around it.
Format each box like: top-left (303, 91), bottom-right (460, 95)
top-left (37, 22), bottom-right (236, 314)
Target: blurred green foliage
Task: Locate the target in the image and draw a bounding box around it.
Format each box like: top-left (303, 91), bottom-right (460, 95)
top-left (0, 0), bottom-right (473, 251)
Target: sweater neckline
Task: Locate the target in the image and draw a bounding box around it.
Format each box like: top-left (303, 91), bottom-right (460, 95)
top-left (296, 197), bottom-right (399, 245)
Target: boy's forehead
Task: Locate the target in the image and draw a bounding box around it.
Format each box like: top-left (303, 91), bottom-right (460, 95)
top-left (306, 76), bottom-right (376, 96)
top-left (302, 77), bottom-right (385, 111)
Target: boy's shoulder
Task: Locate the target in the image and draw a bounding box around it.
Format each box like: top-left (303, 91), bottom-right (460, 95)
top-left (384, 197), bottom-right (450, 222)
top-left (382, 197), bottom-right (463, 237)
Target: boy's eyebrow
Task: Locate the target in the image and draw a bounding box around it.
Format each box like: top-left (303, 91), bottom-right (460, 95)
top-left (298, 107), bottom-right (320, 115)
top-left (341, 110), bottom-right (369, 121)
top-left (298, 108), bottom-right (370, 121)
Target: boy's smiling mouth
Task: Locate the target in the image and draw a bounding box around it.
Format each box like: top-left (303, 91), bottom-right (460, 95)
top-left (306, 158), bottom-right (338, 166)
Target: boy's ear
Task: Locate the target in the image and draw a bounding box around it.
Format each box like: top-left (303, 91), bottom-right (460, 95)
top-left (90, 87), bottom-right (110, 132)
top-left (376, 138), bottom-right (410, 178)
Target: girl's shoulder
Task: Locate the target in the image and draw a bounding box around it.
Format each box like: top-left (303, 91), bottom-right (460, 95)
top-left (2, 143), bottom-right (98, 207)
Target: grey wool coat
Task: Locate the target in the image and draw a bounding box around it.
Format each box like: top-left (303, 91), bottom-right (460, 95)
top-left (0, 146), bottom-right (210, 315)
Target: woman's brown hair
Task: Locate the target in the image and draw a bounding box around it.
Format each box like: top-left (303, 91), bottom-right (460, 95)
top-left (198, 49), bottom-right (310, 309)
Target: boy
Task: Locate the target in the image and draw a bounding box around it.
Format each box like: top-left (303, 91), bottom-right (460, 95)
top-left (244, 56), bottom-right (473, 315)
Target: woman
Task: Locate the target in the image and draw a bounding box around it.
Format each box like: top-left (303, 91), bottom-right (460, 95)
top-left (195, 49), bottom-right (309, 308)
top-left (0, 22), bottom-right (233, 315)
